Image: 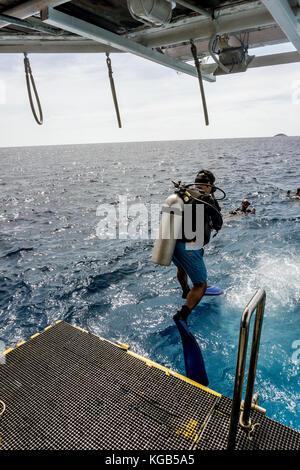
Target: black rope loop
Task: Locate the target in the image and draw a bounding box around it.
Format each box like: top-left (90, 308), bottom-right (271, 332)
top-left (23, 53), bottom-right (43, 125)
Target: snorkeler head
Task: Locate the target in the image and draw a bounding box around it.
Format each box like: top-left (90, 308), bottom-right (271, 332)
top-left (242, 199), bottom-right (250, 208)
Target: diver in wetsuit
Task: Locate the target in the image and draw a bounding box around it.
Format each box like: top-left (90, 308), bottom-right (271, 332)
top-left (230, 199), bottom-right (255, 215)
top-left (173, 170), bottom-right (223, 324)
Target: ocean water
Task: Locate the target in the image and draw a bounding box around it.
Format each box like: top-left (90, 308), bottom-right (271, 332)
top-left (0, 137), bottom-right (299, 431)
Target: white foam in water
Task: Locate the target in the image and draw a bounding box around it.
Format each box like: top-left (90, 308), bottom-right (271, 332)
top-left (226, 252), bottom-right (300, 313)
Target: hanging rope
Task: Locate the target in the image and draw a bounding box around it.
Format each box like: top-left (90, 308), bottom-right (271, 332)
top-left (105, 53), bottom-right (122, 128)
top-left (23, 53), bottom-right (43, 125)
top-left (190, 40), bottom-right (209, 126)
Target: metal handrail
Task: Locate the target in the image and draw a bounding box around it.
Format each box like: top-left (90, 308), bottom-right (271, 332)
top-left (227, 288), bottom-right (266, 450)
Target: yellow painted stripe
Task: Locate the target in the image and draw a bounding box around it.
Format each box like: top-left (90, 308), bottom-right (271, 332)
top-left (98, 336), bottom-right (132, 350)
top-left (30, 332), bottom-right (40, 339)
top-left (2, 322), bottom-right (220, 400)
top-left (43, 325), bottom-right (52, 331)
top-left (115, 342), bottom-right (130, 350)
top-left (3, 321), bottom-right (61, 357)
top-left (127, 350), bottom-right (221, 397)
top-left (3, 348), bottom-right (14, 356)
top-left (73, 325), bottom-right (88, 334)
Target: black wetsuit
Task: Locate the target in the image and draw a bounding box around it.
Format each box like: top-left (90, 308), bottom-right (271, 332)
top-left (230, 208), bottom-right (252, 215)
top-left (179, 189), bottom-right (223, 245)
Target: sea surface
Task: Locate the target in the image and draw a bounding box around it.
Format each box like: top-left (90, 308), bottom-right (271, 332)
top-left (0, 137), bottom-right (299, 431)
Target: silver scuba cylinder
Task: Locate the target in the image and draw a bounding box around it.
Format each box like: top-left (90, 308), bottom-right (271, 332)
top-left (151, 192), bottom-right (184, 266)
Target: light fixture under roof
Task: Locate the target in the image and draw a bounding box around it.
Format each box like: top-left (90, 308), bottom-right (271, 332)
top-left (127, 0), bottom-right (175, 27)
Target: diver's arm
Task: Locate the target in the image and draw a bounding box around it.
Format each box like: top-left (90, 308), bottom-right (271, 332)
top-left (208, 198), bottom-right (223, 231)
top-left (211, 192), bottom-right (222, 212)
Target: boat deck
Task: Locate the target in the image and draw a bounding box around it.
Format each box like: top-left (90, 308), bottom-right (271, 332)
top-left (0, 321), bottom-right (299, 450)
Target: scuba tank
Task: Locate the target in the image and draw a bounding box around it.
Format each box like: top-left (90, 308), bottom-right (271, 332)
top-left (152, 180), bottom-right (224, 266)
top-left (151, 192), bottom-right (184, 266)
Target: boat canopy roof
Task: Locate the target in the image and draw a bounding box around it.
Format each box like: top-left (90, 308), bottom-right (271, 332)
top-left (0, 0), bottom-right (299, 79)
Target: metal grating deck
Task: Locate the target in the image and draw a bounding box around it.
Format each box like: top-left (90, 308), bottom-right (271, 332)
top-left (197, 395), bottom-right (300, 451)
top-left (0, 321), bottom-right (299, 450)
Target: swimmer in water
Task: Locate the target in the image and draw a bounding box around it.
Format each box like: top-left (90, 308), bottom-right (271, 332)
top-left (286, 188), bottom-right (300, 199)
top-left (230, 199), bottom-right (256, 215)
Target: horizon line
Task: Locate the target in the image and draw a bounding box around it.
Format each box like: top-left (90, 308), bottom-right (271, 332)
top-left (0, 134), bottom-right (298, 150)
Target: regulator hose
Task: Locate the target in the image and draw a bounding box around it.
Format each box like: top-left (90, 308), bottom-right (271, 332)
top-left (183, 182), bottom-right (226, 201)
top-left (172, 181), bottom-right (224, 218)
top-left (185, 191), bottom-right (222, 217)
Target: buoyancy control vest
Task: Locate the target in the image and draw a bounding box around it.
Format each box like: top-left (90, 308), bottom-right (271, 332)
top-left (179, 188), bottom-right (222, 245)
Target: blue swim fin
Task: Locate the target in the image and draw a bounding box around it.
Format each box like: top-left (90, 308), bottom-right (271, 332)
top-left (204, 286), bottom-right (223, 296)
top-left (174, 319), bottom-right (209, 387)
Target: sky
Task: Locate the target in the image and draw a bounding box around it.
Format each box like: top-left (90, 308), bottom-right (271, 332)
top-left (0, 42), bottom-right (299, 147)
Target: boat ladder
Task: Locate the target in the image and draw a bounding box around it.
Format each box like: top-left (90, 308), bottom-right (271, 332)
top-left (227, 288), bottom-right (267, 450)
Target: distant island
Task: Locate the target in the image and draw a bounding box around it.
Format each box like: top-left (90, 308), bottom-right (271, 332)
top-left (274, 133), bottom-right (288, 137)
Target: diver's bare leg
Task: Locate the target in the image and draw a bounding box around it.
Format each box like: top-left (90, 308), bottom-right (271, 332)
top-left (185, 282), bottom-right (207, 311)
top-left (177, 267), bottom-right (190, 297)
top-left (173, 281), bottom-right (207, 323)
